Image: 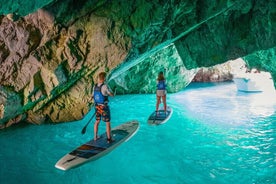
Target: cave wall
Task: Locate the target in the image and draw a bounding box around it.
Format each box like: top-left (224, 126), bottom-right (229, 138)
top-left (0, 0), bottom-right (275, 127)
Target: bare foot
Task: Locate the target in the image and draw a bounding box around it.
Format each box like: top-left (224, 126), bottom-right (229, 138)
top-left (107, 137), bottom-right (114, 143)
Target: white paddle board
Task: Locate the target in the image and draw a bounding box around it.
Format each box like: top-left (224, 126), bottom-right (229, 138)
top-left (55, 120), bottom-right (139, 171)
top-left (148, 106), bottom-right (173, 125)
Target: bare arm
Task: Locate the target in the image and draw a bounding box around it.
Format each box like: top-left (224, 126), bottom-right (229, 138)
top-left (103, 84), bottom-right (114, 97)
top-left (108, 91), bottom-right (114, 96)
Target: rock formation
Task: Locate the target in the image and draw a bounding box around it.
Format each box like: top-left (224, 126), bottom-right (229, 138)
top-left (0, 0), bottom-right (275, 128)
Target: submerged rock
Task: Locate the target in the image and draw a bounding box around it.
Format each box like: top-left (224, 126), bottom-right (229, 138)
top-left (0, 0), bottom-right (275, 127)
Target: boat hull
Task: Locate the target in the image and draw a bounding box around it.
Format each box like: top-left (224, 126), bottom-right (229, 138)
top-left (233, 73), bottom-right (274, 92)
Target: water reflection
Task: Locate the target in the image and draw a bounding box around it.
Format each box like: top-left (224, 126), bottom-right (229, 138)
top-left (173, 82), bottom-right (276, 126)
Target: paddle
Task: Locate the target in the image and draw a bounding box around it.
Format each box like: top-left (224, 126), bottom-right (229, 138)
top-left (81, 111), bottom-right (96, 134)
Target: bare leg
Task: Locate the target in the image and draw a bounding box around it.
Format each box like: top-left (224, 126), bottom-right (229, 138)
top-left (94, 120), bottom-right (100, 140)
top-left (162, 95), bottom-right (167, 112)
top-left (156, 96), bottom-right (161, 112)
top-left (106, 122), bottom-right (111, 140)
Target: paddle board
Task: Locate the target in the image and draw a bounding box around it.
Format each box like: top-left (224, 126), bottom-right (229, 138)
top-left (148, 106), bottom-right (173, 125)
top-left (55, 120), bottom-right (139, 171)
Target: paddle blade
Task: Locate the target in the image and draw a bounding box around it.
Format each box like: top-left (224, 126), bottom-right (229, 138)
top-left (81, 110), bottom-right (96, 134)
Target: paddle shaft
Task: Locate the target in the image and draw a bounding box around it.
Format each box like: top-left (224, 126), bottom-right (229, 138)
top-left (81, 111), bottom-right (96, 134)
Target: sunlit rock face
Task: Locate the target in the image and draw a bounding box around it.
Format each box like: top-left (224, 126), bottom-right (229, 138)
top-left (192, 58), bottom-right (251, 82)
top-left (0, 0), bottom-right (275, 127)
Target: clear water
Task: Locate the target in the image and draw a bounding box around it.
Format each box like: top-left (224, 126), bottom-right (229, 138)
top-left (1, 82), bottom-right (275, 184)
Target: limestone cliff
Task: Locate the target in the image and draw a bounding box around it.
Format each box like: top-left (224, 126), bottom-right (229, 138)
top-left (0, 0), bottom-right (275, 128)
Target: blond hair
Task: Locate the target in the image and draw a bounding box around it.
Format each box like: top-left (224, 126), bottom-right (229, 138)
top-left (98, 72), bottom-right (107, 81)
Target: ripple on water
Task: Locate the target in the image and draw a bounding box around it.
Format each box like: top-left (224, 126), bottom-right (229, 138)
top-left (0, 82), bottom-right (275, 184)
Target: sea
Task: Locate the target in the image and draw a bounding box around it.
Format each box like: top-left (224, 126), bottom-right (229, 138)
top-left (0, 82), bottom-right (275, 184)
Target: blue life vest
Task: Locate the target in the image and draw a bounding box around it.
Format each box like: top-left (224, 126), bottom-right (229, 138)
top-left (157, 80), bottom-right (166, 90)
top-left (94, 83), bottom-right (108, 104)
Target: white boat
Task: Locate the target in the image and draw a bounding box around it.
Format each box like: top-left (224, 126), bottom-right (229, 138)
top-left (233, 72), bottom-right (275, 92)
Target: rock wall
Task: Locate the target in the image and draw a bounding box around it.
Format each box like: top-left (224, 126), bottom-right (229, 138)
top-left (192, 58), bottom-right (247, 82)
top-left (0, 0), bottom-right (131, 127)
top-left (0, 0), bottom-right (275, 128)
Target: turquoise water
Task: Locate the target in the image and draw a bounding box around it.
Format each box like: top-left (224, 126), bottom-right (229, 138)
top-left (0, 82), bottom-right (275, 184)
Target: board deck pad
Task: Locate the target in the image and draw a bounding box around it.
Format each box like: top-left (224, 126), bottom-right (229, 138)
top-left (55, 121), bottom-right (139, 171)
top-left (148, 106), bottom-right (173, 125)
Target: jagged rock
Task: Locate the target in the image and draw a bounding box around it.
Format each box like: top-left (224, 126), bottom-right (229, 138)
top-left (108, 43), bottom-right (198, 93)
top-left (0, 0), bottom-right (275, 128)
top-left (192, 59), bottom-right (247, 82)
top-left (244, 47), bottom-right (276, 80)
top-left (0, 104), bottom-right (4, 119)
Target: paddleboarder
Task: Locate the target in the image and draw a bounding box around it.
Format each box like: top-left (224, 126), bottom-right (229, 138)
top-left (92, 72), bottom-right (114, 143)
top-left (156, 71), bottom-right (167, 114)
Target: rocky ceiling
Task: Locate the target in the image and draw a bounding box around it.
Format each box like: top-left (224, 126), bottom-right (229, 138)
top-left (0, 0), bottom-right (275, 127)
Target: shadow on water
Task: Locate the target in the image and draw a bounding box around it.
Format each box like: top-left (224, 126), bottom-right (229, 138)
top-left (0, 121), bottom-right (30, 132)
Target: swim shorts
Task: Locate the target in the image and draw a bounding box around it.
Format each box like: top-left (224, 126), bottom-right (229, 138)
top-left (156, 90), bottom-right (166, 97)
top-left (95, 104), bottom-right (111, 122)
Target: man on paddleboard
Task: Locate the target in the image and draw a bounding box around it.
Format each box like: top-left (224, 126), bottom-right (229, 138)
top-left (92, 72), bottom-right (114, 143)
